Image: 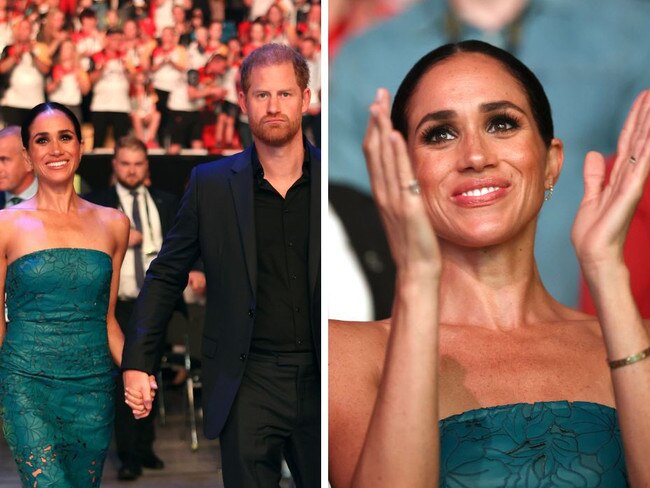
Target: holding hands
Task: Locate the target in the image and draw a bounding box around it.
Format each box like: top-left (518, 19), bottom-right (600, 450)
top-left (123, 370), bottom-right (158, 419)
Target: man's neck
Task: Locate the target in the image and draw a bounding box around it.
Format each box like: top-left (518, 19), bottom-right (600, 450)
top-left (10, 175), bottom-right (36, 198)
top-left (255, 134), bottom-right (306, 198)
top-left (450, 0), bottom-right (529, 32)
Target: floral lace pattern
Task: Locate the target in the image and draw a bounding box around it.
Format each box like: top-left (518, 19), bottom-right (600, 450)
top-left (0, 248), bottom-right (114, 487)
top-left (439, 401), bottom-right (628, 487)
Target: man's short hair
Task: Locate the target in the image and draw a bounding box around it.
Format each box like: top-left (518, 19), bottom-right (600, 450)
top-left (0, 125), bottom-right (22, 141)
top-left (239, 43), bottom-right (309, 94)
top-left (114, 134), bottom-right (147, 156)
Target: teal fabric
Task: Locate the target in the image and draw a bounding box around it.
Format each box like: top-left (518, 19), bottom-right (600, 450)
top-left (439, 401), bottom-right (628, 487)
top-left (0, 248), bottom-right (115, 487)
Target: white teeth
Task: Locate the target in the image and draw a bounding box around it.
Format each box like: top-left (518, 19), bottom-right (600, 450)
top-left (461, 186), bottom-right (499, 197)
top-left (47, 161), bottom-right (67, 168)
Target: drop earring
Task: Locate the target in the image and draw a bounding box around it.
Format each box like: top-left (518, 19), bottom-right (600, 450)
top-left (544, 184), bottom-right (554, 202)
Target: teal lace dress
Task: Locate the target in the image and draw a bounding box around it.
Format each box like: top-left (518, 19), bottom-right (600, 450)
top-left (0, 248), bottom-right (115, 487)
top-left (439, 401), bottom-right (628, 487)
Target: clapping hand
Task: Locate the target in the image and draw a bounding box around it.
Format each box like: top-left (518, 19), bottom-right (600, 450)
top-left (363, 88), bottom-right (441, 276)
top-left (572, 90), bottom-right (650, 277)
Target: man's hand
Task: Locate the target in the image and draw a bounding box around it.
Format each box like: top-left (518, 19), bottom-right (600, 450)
top-left (128, 228), bottom-right (144, 247)
top-left (188, 270), bottom-right (207, 296)
top-left (123, 370), bottom-right (158, 419)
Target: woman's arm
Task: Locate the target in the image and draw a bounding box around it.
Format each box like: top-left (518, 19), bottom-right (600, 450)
top-left (345, 89), bottom-right (442, 487)
top-left (106, 210), bottom-right (130, 366)
top-left (572, 90), bottom-right (650, 485)
top-left (0, 212), bottom-right (11, 348)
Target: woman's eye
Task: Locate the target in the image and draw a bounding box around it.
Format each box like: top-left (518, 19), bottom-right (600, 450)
top-left (61, 134), bottom-right (72, 141)
top-left (487, 116), bottom-right (519, 133)
top-left (35, 137), bottom-right (48, 144)
top-left (422, 126), bottom-right (456, 144)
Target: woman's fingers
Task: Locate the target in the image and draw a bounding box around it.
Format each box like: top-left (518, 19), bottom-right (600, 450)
top-left (364, 92), bottom-right (387, 206)
top-left (613, 90), bottom-right (650, 186)
top-left (581, 151), bottom-right (607, 203)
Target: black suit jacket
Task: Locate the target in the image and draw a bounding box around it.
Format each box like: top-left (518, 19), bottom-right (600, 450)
top-left (122, 142), bottom-right (321, 439)
top-left (83, 186), bottom-right (179, 237)
top-left (0, 192), bottom-right (6, 209)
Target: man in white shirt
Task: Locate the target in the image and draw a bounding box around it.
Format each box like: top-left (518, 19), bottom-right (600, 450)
top-left (84, 135), bottom-right (184, 480)
top-left (0, 126), bottom-right (37, 209)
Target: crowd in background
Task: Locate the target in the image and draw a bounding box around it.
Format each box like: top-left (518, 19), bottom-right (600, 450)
top-left (0, 0), bottom-right (321, 152)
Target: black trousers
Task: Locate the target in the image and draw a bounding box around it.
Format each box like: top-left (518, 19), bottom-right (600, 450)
top-left (114, 299), bottom-right (157, 466)
top-left (92, 111), bottom-right (131, 148)
top-left (220, 351), bottom-right (320, 488)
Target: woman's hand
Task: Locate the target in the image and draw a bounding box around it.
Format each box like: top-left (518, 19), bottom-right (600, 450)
top-left (124, 371), bottom-right (158, 419)
top-left (363, 89), bottom-right (441, 277)
top-left (572, 90), bottom-right (650, 277)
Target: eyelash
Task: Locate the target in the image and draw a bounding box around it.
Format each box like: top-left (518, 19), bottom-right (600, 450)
top-left (419, 112), bottom-right (522, 145)
top-left (35, 134), bottom-right (73, 144)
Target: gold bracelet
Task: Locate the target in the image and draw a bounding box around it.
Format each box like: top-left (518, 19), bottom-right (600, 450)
top-left (608, 346), bottom-right (650, 369)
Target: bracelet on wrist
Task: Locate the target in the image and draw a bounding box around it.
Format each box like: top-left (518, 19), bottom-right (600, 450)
top-left (608, 346), bottom-right (650, 369)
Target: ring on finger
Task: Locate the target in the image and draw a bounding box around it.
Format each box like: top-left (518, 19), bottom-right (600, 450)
top-left (404, 180), bottom-right (420, 195)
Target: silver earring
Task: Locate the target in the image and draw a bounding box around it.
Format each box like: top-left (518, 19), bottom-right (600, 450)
top-left (544, 184), bottom-right (554, 202)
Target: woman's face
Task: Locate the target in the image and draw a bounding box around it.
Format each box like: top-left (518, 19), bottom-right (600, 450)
top-left (267, 5), bottom-right (283, 24)
top-left (26, 110), bottom-right (82, 184)
top-left (250, 23), bottom-right (264, 42)
top-left (404, 52), bottom-right (562, 247)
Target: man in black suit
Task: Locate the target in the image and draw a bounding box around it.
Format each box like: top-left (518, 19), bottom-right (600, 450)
top-left (122, 44), bottom-right (320, 487)
top-left (84, 135), bottom-right (198, 480)
top-left (0, 126), bottom-right (38, 209)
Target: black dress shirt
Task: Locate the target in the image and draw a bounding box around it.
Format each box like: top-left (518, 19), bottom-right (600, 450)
top-left (250, 146), bottom-right (313, 352)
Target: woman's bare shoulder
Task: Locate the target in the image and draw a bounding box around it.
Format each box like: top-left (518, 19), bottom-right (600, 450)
top-left (329, 319), bottom-right (390, 345)
top-left (329, 319), bottom-right (390, 394)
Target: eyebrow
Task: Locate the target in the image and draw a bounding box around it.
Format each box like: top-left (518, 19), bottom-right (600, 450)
top-left (32, 129), bottom-right (74, 138)
top-left (413, 101), bottom-right (527, 133)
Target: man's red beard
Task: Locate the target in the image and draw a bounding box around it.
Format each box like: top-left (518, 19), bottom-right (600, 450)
top-left (249, 114), bottom-right (302, 147)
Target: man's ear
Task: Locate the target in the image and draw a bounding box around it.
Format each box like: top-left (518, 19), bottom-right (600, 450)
top-left (22, 148), bottom-right (33, 172)
top-left (302, 87), bottom-right (311, 114)
top-left (238, 90), bottom-right (248, 115)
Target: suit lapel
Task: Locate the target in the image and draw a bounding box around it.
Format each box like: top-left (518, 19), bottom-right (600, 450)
top-left (308, 145), bottom-right (321, 297)
top-left (229, 148), bottom-right (257, 296)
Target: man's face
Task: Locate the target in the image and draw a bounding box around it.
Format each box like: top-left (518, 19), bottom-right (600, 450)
top-left (0, 134), bottom-right (33, 194)
top-left (239, 62), bottom-right (310, 147)
top-left (112, 147), bottom-right (149, 189)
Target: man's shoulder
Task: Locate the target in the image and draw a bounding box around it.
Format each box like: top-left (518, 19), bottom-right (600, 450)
top-left (83, 186), bottom-right (118, 207)
top-left (194, 147), bottom-right (254, 177)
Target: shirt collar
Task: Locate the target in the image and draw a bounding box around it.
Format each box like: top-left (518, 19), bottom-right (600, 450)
top-left (116, 182), bottom-right (147, 200)
top-left (252, 140), bottom-right (312, 185)
top-left (6, 177), bottom-right (38, 202)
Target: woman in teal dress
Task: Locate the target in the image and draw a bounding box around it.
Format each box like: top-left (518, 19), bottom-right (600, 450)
top-left (329, 41), bottom-right (650, 487)
top-left (0, 102), bottom-right (131, 487)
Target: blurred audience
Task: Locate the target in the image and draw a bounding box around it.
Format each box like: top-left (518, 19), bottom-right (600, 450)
top-left (0, 0), bottom-right (321, 154)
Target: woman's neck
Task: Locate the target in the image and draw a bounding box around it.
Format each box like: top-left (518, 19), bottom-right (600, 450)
top-left (36, 184), bottom-right (80, 213)
top-left (437, 225), bottom-right (563, 330)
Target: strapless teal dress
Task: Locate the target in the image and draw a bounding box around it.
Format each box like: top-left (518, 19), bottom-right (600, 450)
top-left (0, 248), bottom-right (115, 487)
top-left (440, 401), bottom-right (628, 487)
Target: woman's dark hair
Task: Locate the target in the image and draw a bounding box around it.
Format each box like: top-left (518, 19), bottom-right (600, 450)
top-left (391, 40), bottom-right (554, 147)
top-left (21, 102), bottom-right (83, 148)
